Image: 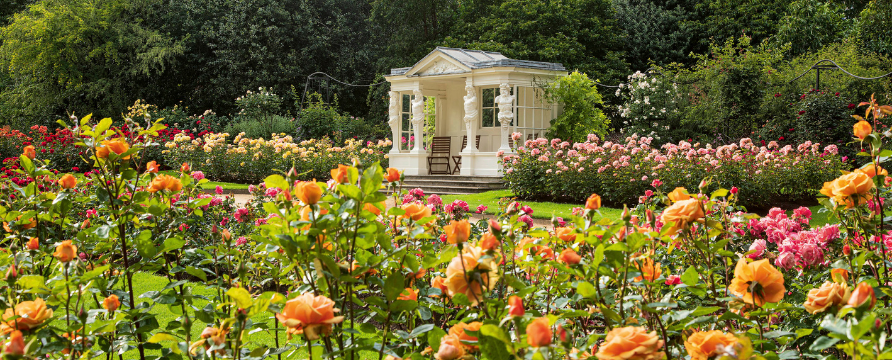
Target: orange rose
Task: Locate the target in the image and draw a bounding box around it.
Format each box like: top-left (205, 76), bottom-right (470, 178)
top-left (585, 193), bottom-right (601, 210)
top-left (684, 330), bottom-right (738, 360)
top-left (4, 216), bottom-right (37, 232)
top-left (96, 139), bottom-right (131, 160)
top-left (728, 258), bottom-right (785, 306)
top-left (435, 334), bottom-right (465, 360)
top-left (508, 295), bottom-right (524, 317)
top-left (526, 317), bottom-right (552, 347)
top-left (0, 298), bottom-right (53, 334)
top-left (53, 240), bottom-right (78, 262)
top-left (330, 164), bottom-right (350, 183)
top-left (385, 168), bottom-right (401, 182)
top-left (667, 187), bottom-right (691, 202)
top-left (559, 248), bottom-right (582, 265)
top-left (854, 120), bottom-right (872, 140)
top-left (180, 163), bottom-right (191, 172)
top-left (821, 172), bottom-right (874, 208)
top-left (146, 161), bottom-right (160, 173)
top-left (430, 276), bottom-right (448, 297)
top-left (148, 174), bottom-right (183, 193)
top-left (401, 202), bottom-right (432, 222)
top-left (479, 232), bottom-right (500, 250)
top-left (22, 146), bottom-right (35, 160)
top-left (190, 326), bottom-right (229, 355)
top-left (276, 293), bottom-right (344, 340)
top-left (857, 163), bottom-right (887, 178)
top-left (444, 220), bottom-right (471, 244)
top-left (596, 326), bottom-right (664, 360)
top-left (6, 331), bottom-right (25, 355)
top-left (660, 198), bottom-right (704, 236)
top-left (103, 294), bottom-right (121, 312)
top-left (398, 288), bottom-right (418, 301)
top-left (555, 227), bottom-right (576, 242)
top-left (445, 246), bottom-right (500, 306)
top-left (633, 257), bottom-right (662, 282)
top-left (449, 322), bottom-right (481, 352)
top-left (27, 237), bottom-right (39, 250)
top-left (536, 246), bottom-right (555, 261)
top-left (848, 282), bottom-right (876, 310)
top-left (58, 174), bottom-right (77, 189)
top-left (803, 281), bottom-right (850, 314)
top-left (364, 202), bottom-right (382, 216)
top-left (296, 180), bottom-right (322, 205)
top-left (831, 268), bottom-right (848, 283)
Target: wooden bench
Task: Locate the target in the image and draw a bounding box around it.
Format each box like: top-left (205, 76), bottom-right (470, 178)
top-left (427, 136), bottom-right (452, 175)
top-left (452, 135), bottom-right (481, 174)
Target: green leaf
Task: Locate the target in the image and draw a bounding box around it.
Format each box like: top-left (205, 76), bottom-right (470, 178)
top-left (360, 164), bottom-right (384, 196)
top-left (577, 281), bottom-right (597, 298)
top-left (795, 328), bottom-right (813, 339)
top-left (184, 266), bottom-right (207, 282)
top-left (408, 324), bottom-right (435, 338)
top-left (809, 336), bottom-right (840, 351)
top-left (681, 266), bottom-right (699, 286)
top-left (592, 244), bottom-right (605, 267)
top-left (147, 333), bottom-right (178, 343)
top-left (428, 327), bottom-right (446, 352)
top-left (160, 237), bottom-right (186, 254)
top-left (134, 230), bottom-right (158, 259)
top-left (264, 175), bottom-right (289, 192)
top-left (226, 288), bottom-right (253, 309)
top-left (384, 272), bottom-right (405, 302)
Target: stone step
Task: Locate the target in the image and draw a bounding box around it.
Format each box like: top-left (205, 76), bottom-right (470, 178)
top-left (401, 179), bottom-right (505, 189)
top-left (403, 175), bottom-right (504, 183)
top-left (380, 175), bottom-right (506, 196)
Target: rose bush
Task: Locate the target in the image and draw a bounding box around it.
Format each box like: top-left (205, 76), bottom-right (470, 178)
top-left (0, 98), bottom-right (888, 360)
top-left (502, 133), bottom-right (846, 208)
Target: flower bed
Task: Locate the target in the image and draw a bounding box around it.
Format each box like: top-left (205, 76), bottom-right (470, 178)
top-left (1, 102), bottom-right (891, 360)
top-left (161, 132), bottom-right (390, 184)
top-left (501, 133), bottom-right (846, 208)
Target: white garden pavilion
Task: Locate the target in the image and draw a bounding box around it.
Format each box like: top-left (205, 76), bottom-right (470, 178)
top-left (386, 47), bottom-right (566, 176)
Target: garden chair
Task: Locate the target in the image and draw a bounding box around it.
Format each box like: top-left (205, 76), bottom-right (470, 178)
top-left (451, 135), bottom-right (481, 174)
top-left (427, 136), bottom-right (452, 175)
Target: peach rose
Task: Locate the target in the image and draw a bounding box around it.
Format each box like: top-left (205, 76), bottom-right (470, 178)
top-left (435, 334), bottom-right (465, 360)
top-left (728, 258), bottom-right (785, 306)
top-left (58, 174), bottom-right (77, 189)
top-left (148, 174), bottom-right (183, 193)
top-left (190, 326), bottom-right (229, 355)
top-left (398, 288), bottom-right (418, 301)
top-left (585, 194), bottom-right (601, 210)
top-left (0, 298), bottom-right (53, 334)
top-left (831, 268), bottom-right (848, 283)
top-left (146, 160), bottom-right (160, 173)
top-left (296, 180), bottom-right (322, 205)
top-left (848, 282), bottom-right (876, 310)
top-left (479, 232), bottom-right (500, 250)
top-left (6, 330), bottom-right (25, 355)
top-left (596, 326), bottom-right (664, 360)
top-left (22, 146), bottom-right (35, 160)
top-left (330, 164), bottom-right (350, 183)
top-left (445, 246), bottom-right (499, 306)
top-left (385, 168), bottom-right (401, 182)
top-left (103, 294), bottom-right (121, 312)
top-left (856, 163), bottom-right (887, 178)
top-left (275, 293), bottom-right (344, 340)
top-left (444, 220), bottom-right (471, 244)
top-left (555, 227), bottom-right (576, 242)
top-left (660, 198), bottom-right (704, 236)
top-left (684, 330), bottom-right (737, 360)
top-left (667, 187), bottom-right (690, 202)
top-left (400, 202), bottom-right (432, 222)
top-left (430, 276), bottom-right (448, 297)
top-left (364, 202), bottom-right (382, 216)
top-left (822, 172), bottom-right (874, 208)
top-left (803, 281), bottom-right (850, 314)
top-left (508, 295), bottom-right (524, 317)
top-left (854, 120), bottom-right (872, 140)
top-left (449, 322), bottom-right (481, 352)
top-left (53, 240), bottom-right (78, 262)
top-left (526, 317), bottom-right (552, 347)
top-left (96, 139), bottom-right (131, 160)
top-left (27, 237), bottom-right (39, 250)
top-left (535, 246), bottom-right (555, 261)
top-left (180, 163), bottom-right (191, 172)
top-left (559, 248), bottom-right (582, 265)
top-left (633, 257), bottom-right (662, 282)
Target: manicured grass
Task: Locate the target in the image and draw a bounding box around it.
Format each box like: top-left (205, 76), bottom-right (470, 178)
top-left (440, 190), bottom-right (623, 221)
top-left (201, 180), bottom-right (250, 190)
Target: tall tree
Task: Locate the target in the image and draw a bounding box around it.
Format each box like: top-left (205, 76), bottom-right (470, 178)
top-left (612, 0), bottom-right (708, 71)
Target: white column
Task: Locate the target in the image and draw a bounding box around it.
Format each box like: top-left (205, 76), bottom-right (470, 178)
top-left (410, 88), bottom-right (425, 154)
top-left (387, 91), bottom-right (401, 153)
top-left (496, 83), bottom-right (514, 153)
top-left (462, 79), bottom-right (478, 153)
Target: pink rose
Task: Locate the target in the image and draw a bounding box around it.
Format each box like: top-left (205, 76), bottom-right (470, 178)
top-left (748, 239), bottom-right (767, 259)
top-left (799, 243), bottom-right (823, 267)
top-left (665, 275), bottom-right (681, 286)
top-left (774, 251), bottom-right (797, 270)
top-left (191, 171), bottom-right (205, 181)
top-left (215, 185), bottom-right (223, 195)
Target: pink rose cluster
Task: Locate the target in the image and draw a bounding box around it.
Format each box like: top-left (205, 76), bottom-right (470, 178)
top-left (746, 207), bottom-right (839, 270)
top-left (445, 199), bottom-right (470, 220)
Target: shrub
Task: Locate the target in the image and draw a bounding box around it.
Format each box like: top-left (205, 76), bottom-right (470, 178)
top-left (223, 115), bottom-right (297, 139)
top-left (544, 71), bottom-right (610, 142)
top-left (614, 71), bottom-right (689, 144)
top-left (501, 133), bottom-right (846, 208)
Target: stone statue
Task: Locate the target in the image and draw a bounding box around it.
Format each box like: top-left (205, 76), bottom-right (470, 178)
top-left (463, 85), bottom-right (478, 127)
top-left (388, 91), bottom-right (399, 126)
top-left (411, 89), bottom-right (425, 126)
top-left (495, 83), bottom-right (514, 128)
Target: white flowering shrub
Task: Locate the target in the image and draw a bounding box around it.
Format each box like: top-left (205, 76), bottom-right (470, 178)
top-left (615, 71), bottom-right (688, 143)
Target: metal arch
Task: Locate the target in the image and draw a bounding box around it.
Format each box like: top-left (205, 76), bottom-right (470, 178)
top-left (300, 72), bottom-right (387, 109)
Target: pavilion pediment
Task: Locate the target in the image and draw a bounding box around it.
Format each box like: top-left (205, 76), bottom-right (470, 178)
top-left (403, 51), bottom-right (472, 77)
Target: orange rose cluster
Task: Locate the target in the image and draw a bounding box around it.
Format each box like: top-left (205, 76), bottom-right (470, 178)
top-left (820, 171), bottom-right (874, 209)
top-left (276, 293), bottom-right (344, 340)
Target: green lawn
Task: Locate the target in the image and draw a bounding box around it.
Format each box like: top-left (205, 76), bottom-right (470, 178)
top-left (440, 189), bottom-right (623, 221)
